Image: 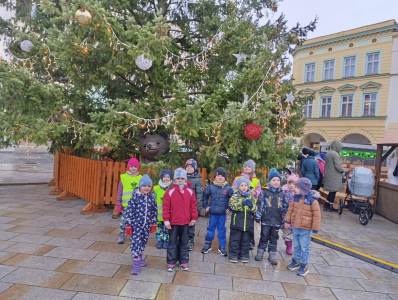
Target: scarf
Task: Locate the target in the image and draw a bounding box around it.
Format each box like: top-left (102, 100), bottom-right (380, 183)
top-left (267, 184), bottom-right (278, 193)
top-left (175, 182), bottom-right (187, 190)
top-left (213, 180), bottom-right (228, 187)
top-left (158, 179), bottom-right (172, 189)
top-left (127, 170), bottom-right (140, 177)
top-left (238, 189), bottom-right (251, 197)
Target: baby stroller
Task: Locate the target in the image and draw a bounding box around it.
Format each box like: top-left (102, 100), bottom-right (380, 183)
top-left (338, 167), bottom-right (374, 226)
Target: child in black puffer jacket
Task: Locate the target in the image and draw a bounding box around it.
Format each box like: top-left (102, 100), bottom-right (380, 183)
top-left (255, 169), bottom-right (289, 265)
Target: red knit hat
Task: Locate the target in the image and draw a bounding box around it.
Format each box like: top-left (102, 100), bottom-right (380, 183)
top-left (127, 158), bottom-right (140, 170)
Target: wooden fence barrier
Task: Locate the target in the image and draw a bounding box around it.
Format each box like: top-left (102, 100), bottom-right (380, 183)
top-left (49, 152), bottom-right (270, 215)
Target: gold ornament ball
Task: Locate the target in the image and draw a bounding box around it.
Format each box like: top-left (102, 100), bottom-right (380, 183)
top-left (75, 7), bottom-right (92, 26)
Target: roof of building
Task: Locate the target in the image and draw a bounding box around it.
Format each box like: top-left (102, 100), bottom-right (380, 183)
top-left (293, 20), bottom-right (398, 56)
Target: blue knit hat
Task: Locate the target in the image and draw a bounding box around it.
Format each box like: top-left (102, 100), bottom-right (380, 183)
top-left (236, 176), bottom-right (251, 189)
top-left (174, 168), bottom-right (187, 180)
top-left (160, 169), bottom-right (172, 180)
top-left (320, 153), bottom-right (326, 161)
top-left (185, 159), bottom-right (197, 170)
top-left (268, 168), bottom-right (281, 182)
top-left (139, 174), bottom-right (153, 187)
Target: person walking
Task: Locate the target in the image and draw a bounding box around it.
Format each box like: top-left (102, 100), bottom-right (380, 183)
top-left (300, 149), bottom-right (320, 190)
top-left (323, 140), bottom-right (345, 212)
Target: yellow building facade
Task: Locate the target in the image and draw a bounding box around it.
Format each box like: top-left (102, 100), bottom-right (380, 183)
top-left (293, 20), bottom-right (398, 151)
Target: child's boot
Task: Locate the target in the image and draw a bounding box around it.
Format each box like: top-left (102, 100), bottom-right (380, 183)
top-left (268, 252), bottom-right (278, 265)
top-left (218, 246), bottom-right (227, 256)
top-left (188, 238), bottom-right (194, 251)
top-left (162, 240), bottom-right (169, 249)
top-left (255, 249), bottom-right (265, 261)
top-left (297, 263), bottom-right (309, 276)
top-left (285, 241), bottom-right (293, 255)
top-left (201, 238), bottom-right (212, 254)
top-left (181, 263), bottom-right (189, 271)
top-left (131, 258), bottom-right (141, 275)
top-left (140, 254), bottom-right (147, 267)
top-left (117, 233), bottom-right (125, 244)
top-left (287, 257), bottom-right (300, 270)
top-left (166, 264), bottom-right (175, 272)
top-left (156, 240), bottom-right (163, 249)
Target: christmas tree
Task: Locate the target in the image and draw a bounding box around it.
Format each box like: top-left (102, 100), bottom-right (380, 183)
top-left (0, 0), bottom-right (316, 173)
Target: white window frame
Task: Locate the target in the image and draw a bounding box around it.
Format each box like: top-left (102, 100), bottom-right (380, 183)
top-left (323, 60), bottom-right (334, 80)
top-left (344, 56), bottom-right (356, 77)
top-left (303, 100), bottom-right (313, 118)
top-left (363, 93), bottom-right (377, 116)
top-left (320, 97), bottom-right (332, 117)
top-left (366, 52), bottom-right (380, 75)
top-left (341, 95), bottom-right (353, 117)
top-left (305, 63), bottom-right (316, 83)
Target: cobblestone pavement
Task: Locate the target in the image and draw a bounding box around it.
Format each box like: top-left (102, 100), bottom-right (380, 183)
top-left (0, 185), bottom-right (397, 300)
top-left (0, 145), bottom-right (53, 183)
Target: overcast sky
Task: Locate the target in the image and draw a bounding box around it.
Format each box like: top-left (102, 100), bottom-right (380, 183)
top-left (270, 0), bottom-right (398, 40)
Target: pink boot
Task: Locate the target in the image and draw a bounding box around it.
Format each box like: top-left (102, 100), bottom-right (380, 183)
top-left (285, 241), bottom-right (293, 255)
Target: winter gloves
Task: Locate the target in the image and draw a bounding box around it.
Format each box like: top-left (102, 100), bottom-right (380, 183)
top-left (125, 224), bottom-right (157, 236)
top-left (125, 226), bottom-right (133, 235)
top-left (242, 200), bottom-right (254, 208)
top-left (116, 206), bottom-right (123, 213)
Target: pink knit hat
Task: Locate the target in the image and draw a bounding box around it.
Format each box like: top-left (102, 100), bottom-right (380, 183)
top-left (127, 158), bottom-right (140, 170)
top-left (282, 173), bottom-right (299, 191)
top-left (286, 173), bottom-right (299, 183)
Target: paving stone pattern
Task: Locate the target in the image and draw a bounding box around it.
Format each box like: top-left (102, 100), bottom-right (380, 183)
top-left (0, 185), bottom-right (396, 299)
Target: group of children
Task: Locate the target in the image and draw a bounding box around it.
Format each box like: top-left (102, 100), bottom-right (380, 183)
top-left (116, 158), bottom-right (321, 277)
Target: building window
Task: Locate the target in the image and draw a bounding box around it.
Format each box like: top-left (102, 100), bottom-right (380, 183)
top-left (341, 95), bottom-right (353, 117)
top-left (363, 93), bottom-right (377, 116)
top-left (305, 63), bottom-right (315, 82)
top-left (321, 97), bottom-right (332, 117)
top-left (344, 56), bottom-right (356, 77)
top-left (366, 52), bottom-right (380, 75)
top-left (323, 60), bottom-right (334, 80)
top-left (303, 100), bottom-right (313, 118)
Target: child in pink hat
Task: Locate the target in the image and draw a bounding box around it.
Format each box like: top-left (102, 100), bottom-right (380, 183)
top-left (281, 173), bottom-right (299, 255)
top-left (116, 158), bottom-right (142, 244)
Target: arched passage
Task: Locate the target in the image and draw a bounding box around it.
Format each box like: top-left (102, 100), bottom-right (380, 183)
top-left (302, 131), bottom-right (328, 153)
top-left (337, 128), bottom-right (375, 145)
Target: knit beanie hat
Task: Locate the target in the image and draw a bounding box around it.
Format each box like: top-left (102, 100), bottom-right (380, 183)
top-left (160, 169), bottom-right (172, 180)
top-left (308, 149), bottom-right (316, 157)
top-left (236, 176), bottom-right (251, 189)
top-left (185, 159), bottom-right (197, 170)
top-left (320, 153), bottom-right (326, 161)
top-left (139, 174), bottom-right (153, 187)
top-left (243, 159), bottom-right (256, 172)
top-left (268, 168), bottom-right (281, 182)
top-left (127, 158), bottom-right (140, 170)
top-left (214, 167), bottom-right (227, 179)
top-left (295, 178), bottom-right (312, 196)
top-left (286, 173), bottom-right (299, 184)
top-left (174, 168), bottom-right (187, 180)
top-left (302, 147), bottom-right (309, 155)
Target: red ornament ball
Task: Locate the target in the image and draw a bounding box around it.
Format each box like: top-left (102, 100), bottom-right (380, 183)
top-left (244, 123), bottom-right (262, 139)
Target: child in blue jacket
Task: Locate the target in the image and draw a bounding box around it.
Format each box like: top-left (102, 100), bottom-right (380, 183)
top-left (201, 167), bottom-right (234, 256)
top-left (124, 174), bottom-right (157, 275)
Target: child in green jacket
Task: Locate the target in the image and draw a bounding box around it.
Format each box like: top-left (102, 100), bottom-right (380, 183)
top-left (153, 169), bottom-right (173, 249)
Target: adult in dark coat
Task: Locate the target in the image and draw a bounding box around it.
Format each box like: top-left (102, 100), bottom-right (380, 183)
top-left (301, 149), bottom-right (320, 190)
top-left (297, 147), bottom-right (309, 177)
top-left (323, 140), bottom-right (344, 211)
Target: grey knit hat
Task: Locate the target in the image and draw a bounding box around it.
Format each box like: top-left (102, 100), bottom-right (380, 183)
top-left (174, 168), bottom-right (187, 180)
top-left (295, 178), bottom-right (312, 196)
top-left (243, 159), bottom-right (256, 172)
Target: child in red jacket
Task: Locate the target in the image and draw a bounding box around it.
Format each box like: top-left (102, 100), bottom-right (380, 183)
top-left (163, 168), bottom-right (198, 272)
